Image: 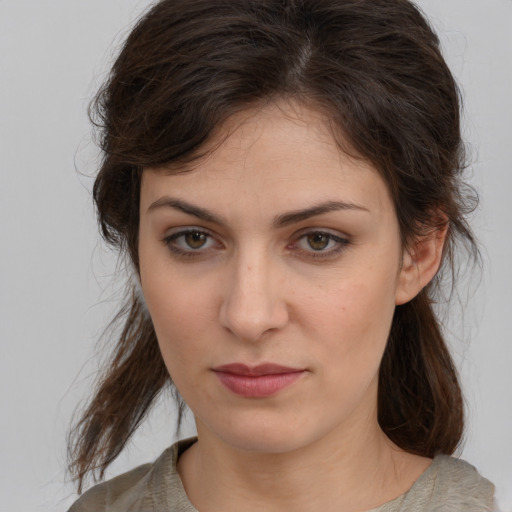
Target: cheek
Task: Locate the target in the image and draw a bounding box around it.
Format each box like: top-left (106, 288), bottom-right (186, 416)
top-left (140, 261), bottom-right (219, 372)
top-left (303, 267), bottom-right (398, 379)
top-left (309, 280), bottom-right (396, 410)
top-left (308, 268), bottom-right (397, 341)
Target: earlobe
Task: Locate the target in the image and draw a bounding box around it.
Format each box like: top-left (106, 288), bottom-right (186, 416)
top-left (395, 223), bottom-right (448, 305)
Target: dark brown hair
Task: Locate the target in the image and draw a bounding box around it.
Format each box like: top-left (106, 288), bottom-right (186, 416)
top-left (69, 0), bottom-right (478, 492)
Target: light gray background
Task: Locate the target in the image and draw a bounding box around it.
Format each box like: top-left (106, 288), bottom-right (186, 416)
top-left (1, 1), bottom-right (511, 510)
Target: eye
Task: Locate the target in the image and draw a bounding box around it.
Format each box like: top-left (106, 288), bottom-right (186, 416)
top-left (291, 230), bottom-right (349, 258)
top-left (303, 233), bottom-right (334, 251)
top-left (163, 228), bottom-right (221, 257)
top-left (182, 231), bottom-right (209, 249)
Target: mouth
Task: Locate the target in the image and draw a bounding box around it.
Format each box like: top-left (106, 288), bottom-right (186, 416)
top-left (212, 363), bottom-right (306, 398)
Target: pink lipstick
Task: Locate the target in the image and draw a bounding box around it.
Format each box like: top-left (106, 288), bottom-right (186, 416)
top-left (212, 363), bottom-right (305, 398)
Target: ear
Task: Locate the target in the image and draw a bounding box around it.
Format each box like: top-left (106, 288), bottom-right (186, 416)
top-left (395, 222), bottom-right (448, 306)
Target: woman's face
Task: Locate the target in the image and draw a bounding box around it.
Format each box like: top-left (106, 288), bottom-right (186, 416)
top-left (138, 101), bottom-right (410, 454)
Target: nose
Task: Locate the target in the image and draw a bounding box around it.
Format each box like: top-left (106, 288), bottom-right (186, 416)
top-left (219, 252), bottom-right (289, 342)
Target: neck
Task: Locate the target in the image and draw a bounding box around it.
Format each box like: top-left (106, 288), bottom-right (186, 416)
top-left (178, 407), bottom-right (430, 512)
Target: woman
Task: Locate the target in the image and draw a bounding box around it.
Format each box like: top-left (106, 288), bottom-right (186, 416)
top-left (68, 0), bottom-right (495, 510)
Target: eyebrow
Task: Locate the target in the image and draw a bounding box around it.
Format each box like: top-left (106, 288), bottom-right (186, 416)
top-left (147, 197), bottom-right (369, 228)
top-left (273, 201), bottom-right (369, 227)
top-left (148, 197), bottom-right (225, 225)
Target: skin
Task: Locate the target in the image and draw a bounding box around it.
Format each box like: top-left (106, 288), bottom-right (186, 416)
top-left (138, 100), bottom-right (446, 512)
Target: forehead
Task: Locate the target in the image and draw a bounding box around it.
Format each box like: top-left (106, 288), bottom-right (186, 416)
top-left (141, 101), bottom-right (393, 218)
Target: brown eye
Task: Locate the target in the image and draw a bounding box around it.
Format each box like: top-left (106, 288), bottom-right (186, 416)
top-left (292, 230), bottom-right (350, 259)
top-left (184, 231), bottom-right (208, 249)
top-left (163, 229), bottom-right (219, 257)
top-left (306, 233), bottom-right (330, 251)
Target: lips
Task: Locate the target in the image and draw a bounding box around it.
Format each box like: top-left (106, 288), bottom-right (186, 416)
top-left (212, 363), bottom-right (306, 397)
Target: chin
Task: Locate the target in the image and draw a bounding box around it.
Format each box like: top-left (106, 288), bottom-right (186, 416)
top-left (198, 410), bottom-right (335, 456)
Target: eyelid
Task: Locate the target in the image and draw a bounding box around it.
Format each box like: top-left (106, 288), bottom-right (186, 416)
top-left (162, 227), bottom-right (223, 258)
top-left (161, 226), bottom-right (351, 261)
top-left (288, 228), bottom-right (351, 259)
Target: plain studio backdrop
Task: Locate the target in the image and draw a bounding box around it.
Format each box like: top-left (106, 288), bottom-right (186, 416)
top-left (0, 1), bottom-right (511, 510)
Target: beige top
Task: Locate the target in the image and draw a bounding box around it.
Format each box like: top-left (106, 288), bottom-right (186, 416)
top-left (68, 438), bottom-right (495, 512)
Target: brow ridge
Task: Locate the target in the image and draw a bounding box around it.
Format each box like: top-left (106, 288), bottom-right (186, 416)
top-left (147, 197), bottom-right (368, 228)
top-left (273, 201), bottom-right (369, 228)
top-left (147, 197), bottom-right (226, 226)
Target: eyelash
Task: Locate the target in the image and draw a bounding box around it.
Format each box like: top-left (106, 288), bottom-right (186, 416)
top-left (162, 228), bottom-right (350, 260)
top-left (288, 230), bottom-right (350, 259)
top-left (162, 229), bottom-right (222, 259)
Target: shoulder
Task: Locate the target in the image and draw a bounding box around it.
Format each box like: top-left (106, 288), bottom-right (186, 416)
top-left (67, 461), bottom-right (155, 512)
top-left (401, 454), bottom-right (495, 511)
top-left (67, 438), bottom-right (198, 512)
